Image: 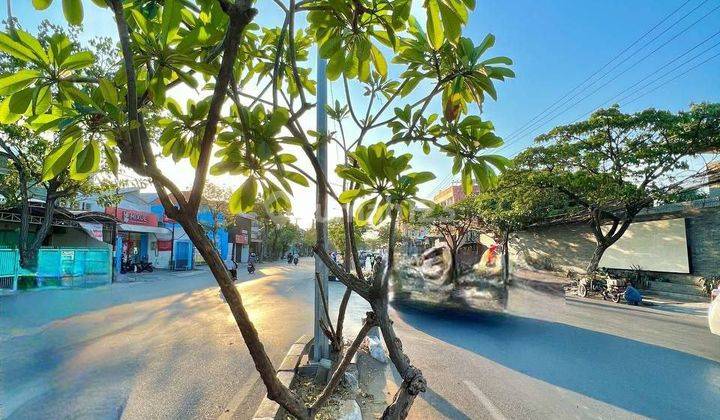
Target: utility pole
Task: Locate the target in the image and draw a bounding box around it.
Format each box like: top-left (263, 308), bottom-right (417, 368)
top-left (6, 0), bottom-right (15, 32)
top-left (313, 54), bottom-right (330, 362)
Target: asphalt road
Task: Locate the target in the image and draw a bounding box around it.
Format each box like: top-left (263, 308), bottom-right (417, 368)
top-left (1, 259), bottom-right (718, 419)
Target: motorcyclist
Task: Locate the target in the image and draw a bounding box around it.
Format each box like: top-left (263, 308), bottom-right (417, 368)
top-left (248, 252), bottom-right (256, 274)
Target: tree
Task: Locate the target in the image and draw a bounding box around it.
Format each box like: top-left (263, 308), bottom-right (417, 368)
top-left (0, 21), bottom-right (116, 269)
top-left (0, 124), bottom-right (116, 269)
top-left (515, 104), bottom-right (720, 273)
top-left (328, 216), bottom-right (364, 252)
top-left (200, 182), bottom-right (232, 249)
top-left (414, 197), bottom-right (480, 285)
top-left (474, 168), bottom-right (575, 283)
top-left (13, 1), bottom-right (513, 417)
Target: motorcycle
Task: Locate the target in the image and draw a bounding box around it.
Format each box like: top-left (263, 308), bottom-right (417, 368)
top-left (247, 262), bottom-right (255, 274)
top-left (293, 256), bottom-right (298, 266)
top-left (135, 260), bottom-right (154, 273)
top-left (576, 273), bottom-right (625, 303)
top-left (120, 258), bottom-right (153, 273)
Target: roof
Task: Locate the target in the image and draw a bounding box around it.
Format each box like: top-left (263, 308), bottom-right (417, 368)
top-left (1, 202), bottom-right (118, 225)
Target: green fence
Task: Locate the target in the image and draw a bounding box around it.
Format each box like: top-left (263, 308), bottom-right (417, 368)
top-left (0, 247), bottom-right (112, 291)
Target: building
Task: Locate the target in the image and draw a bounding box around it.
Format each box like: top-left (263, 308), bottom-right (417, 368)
top-left (433, 184), bottom-right (480, 207)
top-left (708, 162), bottom-right (720, 198)
top-left (0, 200), bottom-right (117, 291)
top-left (227, 213), bottom-right (263, 263)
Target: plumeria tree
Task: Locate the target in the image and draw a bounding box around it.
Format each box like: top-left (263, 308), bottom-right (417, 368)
top-left (7, 1), bottom-right (513, 417)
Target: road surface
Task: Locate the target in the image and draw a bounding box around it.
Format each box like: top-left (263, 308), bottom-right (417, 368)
top-left (1, 259), bottom-right (718, 419)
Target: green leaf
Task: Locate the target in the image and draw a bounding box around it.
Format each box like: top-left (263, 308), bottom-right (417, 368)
top-left (0, 96), bottom-right (21, 124)
top-left (42, 138), bottom-right (83, 181)
top-left (90, 0), bottom-right (108, 8)
top-left (461, 165), bottom-right (473, 194)
top-left (160, 0), bottom-right (182, 45)
top-left (481, 154), bottom-right (510, 172)
top-left (338, 189), bottom-right (366, 204)
top-left (0, 33), bottom-right (37, 62)
top-left (229, 176), bottom-right (258, 214)
top-left (31, 85), bottom-right (51, 114)
top-left (319, 34), bottom-right (341, 59)
top-left (438, 1), bottom-right (462, 44)
top-left (60, 51), bottom-right (95, 71)
top-left (373, 200), bottom-right (389, 225)
top-left (32, 0), bottom-right (52, 10)
top-left (285, 171), bottom-right (309, 187)
top-left (8, 87), bottom-right (34, 114)
top-left (15, 30), bottom-right (50, 64)
top-left (326, 48), bottom-right (346, 81)
top-left (0, 69), bottom-right (40, 95)
top-left (370, 44), bottom-right (388, 78)
top-left (426, 0), bottom-right (444, 50)
top-left (407, 171), bottom-right (436, 185)
top-left (62, 0), bottom-right (84, 25)
top-left (103, 144), bottom-right (118, 176)
top-left (98, 78), bottom-right (118, 103)
top-left (354, 197), bottom-right (377, 226)
top-left (70, 140), bottom-right (100, 180)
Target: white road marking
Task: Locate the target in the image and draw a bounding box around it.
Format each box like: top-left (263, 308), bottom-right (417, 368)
top-left (463, 380), bottom-right (507, 420)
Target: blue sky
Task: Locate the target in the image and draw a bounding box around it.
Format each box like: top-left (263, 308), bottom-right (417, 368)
top-left (7, 0), bottom-right (720, 224)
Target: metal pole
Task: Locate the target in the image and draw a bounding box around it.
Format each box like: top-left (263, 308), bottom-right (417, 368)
top-left (313, 54), bottom-right (330, 362)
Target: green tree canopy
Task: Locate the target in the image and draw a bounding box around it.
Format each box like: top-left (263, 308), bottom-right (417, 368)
top-left (515, 104), bottom-right (720, 272)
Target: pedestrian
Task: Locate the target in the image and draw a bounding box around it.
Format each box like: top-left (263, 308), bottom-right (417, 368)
top-left (225, 258), bottom-right (238, 281)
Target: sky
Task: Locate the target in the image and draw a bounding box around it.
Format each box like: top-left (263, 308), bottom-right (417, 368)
top-left (7, 0), bottom-right (720, 228)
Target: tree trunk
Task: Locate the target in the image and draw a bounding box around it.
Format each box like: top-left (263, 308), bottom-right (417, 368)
top-left (179, 216), bottom-right (309, 418)
top-left (501, 230), bottom-right (510, 285)
top-left (586, 243), bottom-right (608, 273)
top-left (374, 300), bottom-right (426, 419)
top-left (19, 194), bottom-right (57, 270)
top-left (442, 247), bottom-right (459, 286)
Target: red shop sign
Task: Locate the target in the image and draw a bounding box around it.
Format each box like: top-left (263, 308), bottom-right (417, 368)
top-left (106, 207), bottom-right (158, 226)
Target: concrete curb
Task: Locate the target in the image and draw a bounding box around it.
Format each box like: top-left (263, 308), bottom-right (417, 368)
top-left (251, 334), bottom-right (312, 420)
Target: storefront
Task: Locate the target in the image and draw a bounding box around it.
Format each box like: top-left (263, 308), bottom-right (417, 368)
top-left (106, 207), bottom-right (173, 270)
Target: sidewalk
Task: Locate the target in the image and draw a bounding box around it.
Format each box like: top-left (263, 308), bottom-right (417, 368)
top-left (0, 267), bottom-right (215, 341)
top-left (512, 268), bottom-right (710, 318)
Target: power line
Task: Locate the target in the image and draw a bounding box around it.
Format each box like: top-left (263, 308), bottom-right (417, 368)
top-left (601, 29), bottom-right (720, 108)
top-left (502, 1), bottom-right (719, 149)
top-left (497, 0), bottom-right (716, 155)
top-left (501, 0), bottom-right (697, 141)
top-left (566, 30), bottom-right (720, 124)
top-left (621, 49), bottom-right (720, 106)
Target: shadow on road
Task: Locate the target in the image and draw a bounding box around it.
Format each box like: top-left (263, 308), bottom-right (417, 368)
top-left (393, 302), bottom-right (720, 419)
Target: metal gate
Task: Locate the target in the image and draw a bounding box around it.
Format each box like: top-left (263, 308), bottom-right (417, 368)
top-left (0, 247), bottom-right (112, 291)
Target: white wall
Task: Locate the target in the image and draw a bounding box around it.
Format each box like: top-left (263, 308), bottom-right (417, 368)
top-left (599, 218), bottom-right (690, 273)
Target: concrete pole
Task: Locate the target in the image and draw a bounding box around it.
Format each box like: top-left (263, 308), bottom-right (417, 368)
top-left (313, 54), bottom-right (330, 361)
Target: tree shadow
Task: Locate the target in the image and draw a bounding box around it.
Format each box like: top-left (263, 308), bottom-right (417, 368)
top-left (393, 302), bottom-right (720, 419)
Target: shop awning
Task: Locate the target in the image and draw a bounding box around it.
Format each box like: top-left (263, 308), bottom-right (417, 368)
top-left (118, 223), bottom-right (174, 240)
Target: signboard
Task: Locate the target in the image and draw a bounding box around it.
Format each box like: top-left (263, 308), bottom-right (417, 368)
top-left (79, 222), bottom-right (104, 241)
top-left (600, 218), bottom-right (690, 273)
top-left (235, 234), bottom-right (248, 244)
top-left (157, 240), bottom-right (173, 251)
top-left (105, 207), bottom-right (158, 226)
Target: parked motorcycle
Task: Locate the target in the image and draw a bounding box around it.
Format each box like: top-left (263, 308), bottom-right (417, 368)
top-left (293, 256), bottom-right (298, 266)
top-left (247, 262), bottom-right (255, 274)
top-left (576, 273), bottom-right (625, 303)
top-left (120, 258), bottom-right (154, 273)
top-left (135, 260), bottom-right (154, 273)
